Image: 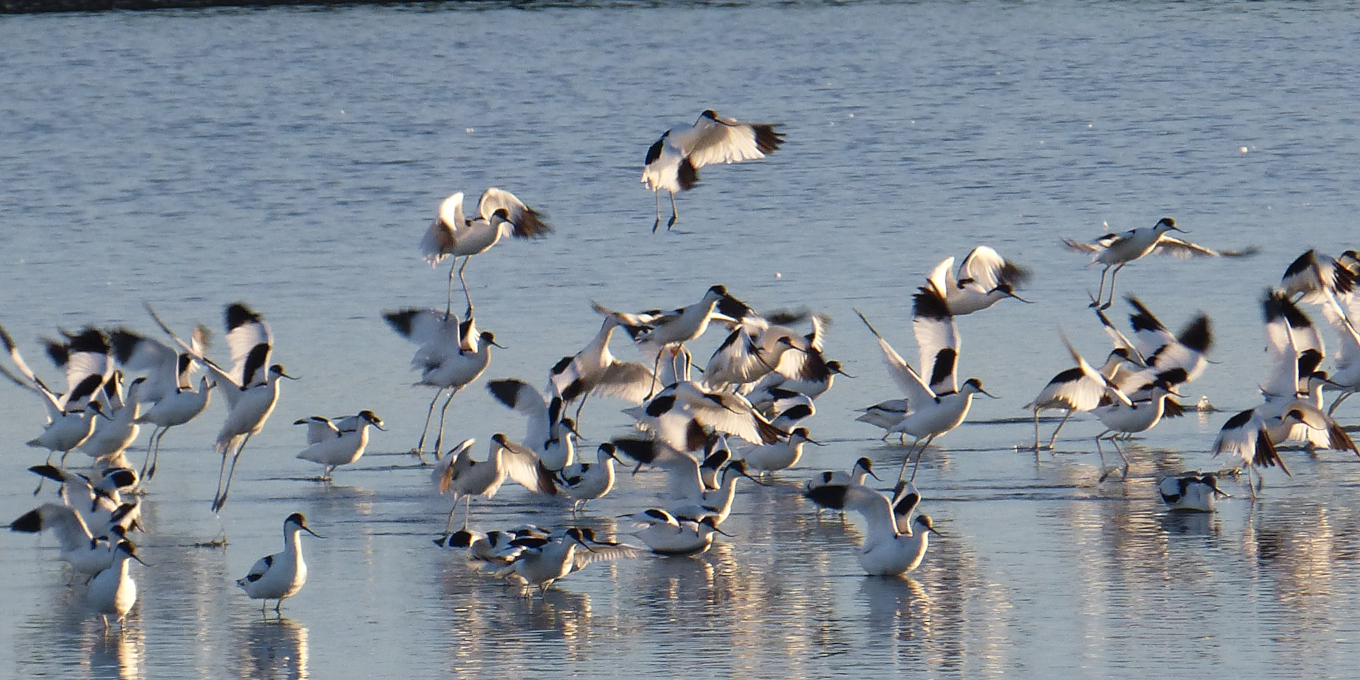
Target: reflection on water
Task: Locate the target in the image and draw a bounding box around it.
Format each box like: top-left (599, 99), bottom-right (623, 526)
top-left (238, 617), bottom-right (309, 680)
top-left (87, 624), bottom-right (144, 680)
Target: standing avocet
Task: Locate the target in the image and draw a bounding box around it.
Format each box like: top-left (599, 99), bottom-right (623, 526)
top-left (294, 410), bottom-right (386, 480)
top-left (553, 443), bottom-right (624, 516)
top-left (89, 540), bottom-right (147, 630)
top-left (642, 109), bottom-right (784, 231)
top-left (237, 513), bottom-right (322, 615)
top-left (855, 308), bottom-right (995, 483)
top-left (431, 435), bottom-right (557, 542)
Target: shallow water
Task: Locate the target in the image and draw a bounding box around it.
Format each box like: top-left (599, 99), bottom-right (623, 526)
top-left (2, 1), bottom-right (1360, 678)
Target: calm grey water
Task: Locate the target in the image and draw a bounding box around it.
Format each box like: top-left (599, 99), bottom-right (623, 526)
top-left (3, 1), bottom-right (1360, 677)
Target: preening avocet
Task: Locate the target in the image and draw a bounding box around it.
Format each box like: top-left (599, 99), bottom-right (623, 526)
top-left (1158, 472), bottom-right (1231, 512)
top-left (642, 109), bottom-right (784, 231)
top-left (802, 483), bottom-right (942, 577)
top-left (89, 540), bottom-right (147, 630)
top-left (1064, 217), bottom-right (1259, 310)
top-left (148, 302), bottom-right (296, 513)
top-left (431, 435), bottom-right (557, 541)
top-left (925, 246), bottom-right (1032, 315)
top-left (237, 513), bottom-right (322, 615)
top-left (111, 325), bottom-right (214, 480)
top-left (419, 187), bottom-right (551, 314)
top-left (294, 410), bottom-right (385, 480)
top-left (855, 308), bottom-right (995, 483)
top-left (383, 308), bottom-right (503, 461)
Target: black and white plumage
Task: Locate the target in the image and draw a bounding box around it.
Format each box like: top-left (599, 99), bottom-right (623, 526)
top-left (419, 187), bottom-right (551, 314)
top-left (1024, 355), bottom-right (1107, 453)
top-left (116, 324), bottom-right (215, 480)
top-left (641, 109), bottom-right (784, 231)
top-left (1281, 248), bottom-right (1359, 305)
top-left (383, 308), bottom-right (503, 461)
top-left (1158, 472), bottom-right (1231, 513)
top-left (89, 540), bottom-right (146, 630)
top-left (925, 246), bottom-right (1032, 316)
top-left (801, 483), bottom-right (941, 577)
top-left (625, 381), bottom-right (785, 448)
top-left (237, 513), bottom-right (322, 614)
top-left (9, 502), bottom-right (129, 583)
top-left (493, 527), bottom-right (639, 594)
top-left (855, 309), bottom-right (996, 483)
top-left (431, 435), bottom-right (558, 541)
top-left (294, 410), bottom-right (385, 480)
top-left (28, 464), bottom-right (141, 536)
top-left (0, 324), bottom-right (111, 480)
top-left (547, 316), bottom-right (658, 424)
top-left (552, 443), bottom-right (623, 516)
top-left (147, 302), bottom-right (295, 513)
top-left (594, 285), bottom-right (740, 395)
top-left (487, 379), bottom-right (576, 471)
top-left (1065, 217), bottom-right (1259, 310)
top-left (803, 457), bottom-right (880, 514)
top-left (624, 509), bottom-right (726, 556)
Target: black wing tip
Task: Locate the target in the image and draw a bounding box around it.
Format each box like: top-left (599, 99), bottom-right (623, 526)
top-left (912, 285), bottom-right (952, 320)
top-left (804, 484), bottom-right (848, 509)
top-left (225, 303), bottom-right (263, 331)
top-left (486, 379), bottom-right (525, 409)
top-left (9, 508), bottom-right (43, 533)
top-left (753, 124), bottom-right (784, 154)
top-left (382, 309), bottom-right (420, 338)
top-left (1178, 315), bottom-right (1213, 353)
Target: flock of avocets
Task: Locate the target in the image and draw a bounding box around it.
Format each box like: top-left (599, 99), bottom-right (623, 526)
top-left (4, 110), bottom-right (1360, 630)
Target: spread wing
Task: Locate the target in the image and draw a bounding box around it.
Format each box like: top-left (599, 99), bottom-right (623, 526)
top-left (856, 310), bottom-right (934, 408)
top-left (477, 188), bottom-right (551, 239)
top-left (1152, 236), bottom-right (1259, 259)
top-left (912, 286), bottom-right (958, 395)
top-left (676, 114), bottom-right (783, 169)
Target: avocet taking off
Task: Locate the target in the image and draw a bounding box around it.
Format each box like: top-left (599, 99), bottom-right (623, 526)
top-left (1064, 217), bottom-right (1258, 310)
